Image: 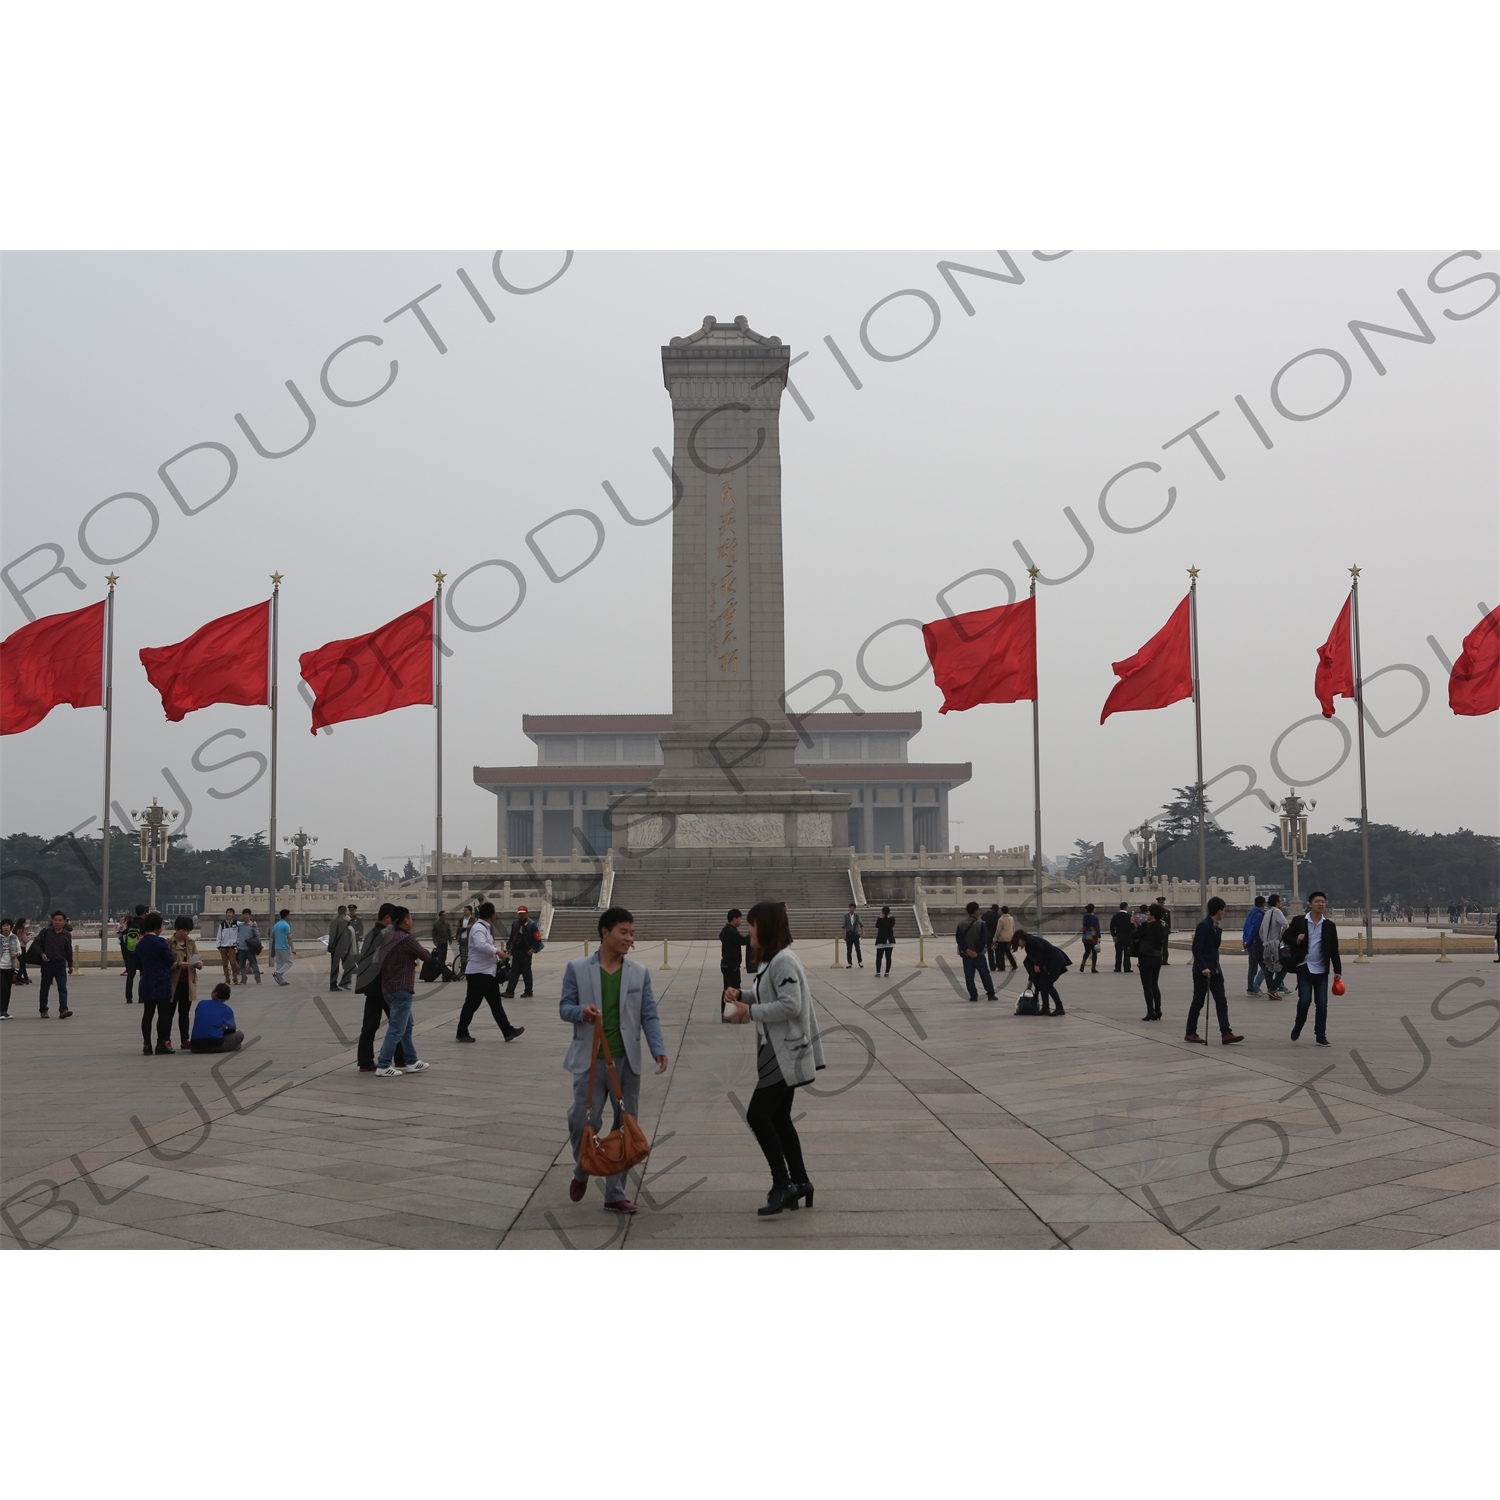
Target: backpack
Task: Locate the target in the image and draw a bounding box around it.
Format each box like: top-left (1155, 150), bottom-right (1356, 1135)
top-left (124, 923), bottom-right (141, 954)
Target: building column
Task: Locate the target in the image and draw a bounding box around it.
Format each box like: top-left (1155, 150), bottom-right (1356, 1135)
top-left (902, 801), bottom-right (914, 854)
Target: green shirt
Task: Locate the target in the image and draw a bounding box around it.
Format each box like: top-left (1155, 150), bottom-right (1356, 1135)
top-left (599, 964), bottom-right (626, 1059)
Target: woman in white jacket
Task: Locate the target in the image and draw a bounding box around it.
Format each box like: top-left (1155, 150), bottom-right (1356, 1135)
top-left (723, 900), bottom-right (825, 1217)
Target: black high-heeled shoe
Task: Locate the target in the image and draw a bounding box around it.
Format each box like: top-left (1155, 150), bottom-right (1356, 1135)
top-left (787, 1180), bottom-right (815, 1208)
top-left (757, 1184), bottom-right (801, 1217)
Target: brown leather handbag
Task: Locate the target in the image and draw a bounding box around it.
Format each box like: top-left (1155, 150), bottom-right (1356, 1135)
top-left (578, 1017), bottom-right (651, 1177)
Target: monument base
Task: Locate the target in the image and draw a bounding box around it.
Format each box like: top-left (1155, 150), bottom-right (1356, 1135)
top-left (616, 787), bottom-right (851, 851)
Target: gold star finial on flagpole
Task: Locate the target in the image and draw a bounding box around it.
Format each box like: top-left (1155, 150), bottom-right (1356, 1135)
top-left (1026, 566), bottom-right (1040, 581)
top-left (1187, 565), bottom-right (1200, 580)
top-left (1349, 564), bottom-right (1361, 580)
top-left (434, 570), bottom-right (446, 587)
top-left (105, 572), bottom-right (119, 589)
top-left (270, 571), bottom-right (283, 588)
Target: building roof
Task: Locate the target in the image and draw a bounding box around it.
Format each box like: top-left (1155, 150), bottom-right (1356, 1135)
top-left (519, 712), bottom-right (922, 738)
top-left (473, 760), bottom-right (970, 789)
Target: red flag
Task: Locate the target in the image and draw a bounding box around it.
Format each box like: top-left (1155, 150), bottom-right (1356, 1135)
top-left (139, 600), bottom-right (270, 723)
top-left (1315, 596), bottom-right (1354, 718)
top-left (1449, 606), bottom-right (1500, 716)
top-left (0, 600), bottom-right (105, 735)
top-left (299, 600), bottom-right (433, 733)
top-left (922, 597), bottom-right (1037, 713)
top-left (1100, 594), bottom-right (1193, 724)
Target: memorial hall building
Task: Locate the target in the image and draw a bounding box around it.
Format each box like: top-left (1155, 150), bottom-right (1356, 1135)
top-left (474, 712), bottom-right (971, 858)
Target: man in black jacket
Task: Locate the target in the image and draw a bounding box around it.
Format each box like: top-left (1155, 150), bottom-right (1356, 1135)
top-left (1109, 903), bottom-right (1135, 973)
top-left (1283, 891), bottom-right (1341, 1045)
top-left (718, 908), bottom-right (750, 1020)
top-left (37, 910), bottom-right (75, 1018)
top-left (354, 903), bottom-right (406, 1073)
top-left (1186, 897), bottom-right (1243, 1045)
top-left (504, 906), bottom-right (540, 998)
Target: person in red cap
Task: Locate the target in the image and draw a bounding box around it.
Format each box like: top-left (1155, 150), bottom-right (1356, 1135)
top-left (504, 905), bottom-right (542, 999)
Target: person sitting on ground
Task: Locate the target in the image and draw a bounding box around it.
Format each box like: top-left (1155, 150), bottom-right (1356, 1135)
top-left (189, 982), bottom-right (246, 1052)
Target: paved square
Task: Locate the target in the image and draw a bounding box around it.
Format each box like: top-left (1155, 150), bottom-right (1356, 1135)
top-left (3, 943), bottom-right (1495, 1249)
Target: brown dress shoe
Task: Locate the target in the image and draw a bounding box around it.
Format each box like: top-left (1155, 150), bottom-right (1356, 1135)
top-left (1221, 1032), bottom-right (1245, 1044)
top-left (603, 1199), bottom-right (637, 1214)
top-left (1184, 1033), bottom-right (1207, 1044)
top-left (568, 1178), bottom-right (586, 1203)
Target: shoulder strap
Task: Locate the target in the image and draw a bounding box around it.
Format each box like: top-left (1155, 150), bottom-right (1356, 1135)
top-left (587, 1015), bottom-right (627, 1112)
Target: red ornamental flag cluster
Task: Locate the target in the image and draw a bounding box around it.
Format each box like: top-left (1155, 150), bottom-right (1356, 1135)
top-left (1450, 606), bottom-right (1500, 717)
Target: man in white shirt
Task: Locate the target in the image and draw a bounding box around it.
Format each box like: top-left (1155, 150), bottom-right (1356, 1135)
top-left (1283, 890), bottom-right (1342, 1045)
top-left (454, 901), bottom-right (525, 1044)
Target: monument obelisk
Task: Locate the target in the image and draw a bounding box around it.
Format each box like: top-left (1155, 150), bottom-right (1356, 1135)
top-left (632, 315), bottom-right (849, 850)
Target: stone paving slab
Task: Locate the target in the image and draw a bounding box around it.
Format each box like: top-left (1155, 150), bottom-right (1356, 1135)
top-left (3, 945), bottom-right (1495, 1250)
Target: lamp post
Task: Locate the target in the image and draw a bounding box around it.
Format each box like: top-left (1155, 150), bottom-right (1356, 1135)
top-left (283, 828), bottom-right (317, 885)
top-left (132, 798), bottom-right (179, 914)
top-left (1278, 790), bottom-right (1315, 907)
top-left (1132, 820), bottom-right (1159, 882)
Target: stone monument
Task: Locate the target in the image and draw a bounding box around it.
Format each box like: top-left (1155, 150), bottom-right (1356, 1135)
top-left (623, 316), bottom-right (850, 851)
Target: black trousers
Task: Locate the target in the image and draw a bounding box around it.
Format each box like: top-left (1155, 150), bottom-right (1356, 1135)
top-left (173, 980), bottom-right (192, 1044)
top-left (745, 1080), bottom-right (808, 1189)
top-left (457, 972), bottom-right (516, 1037)
top-left (504, 952), bottom-right (533, 997)
top-left (1080, 938), bottom-right (1099, 971)
top-left (1027, 964), bottom-right (1063, 1012)
top-left (1188, 969), bottom-right (1231, 1036)
top-left (1137, 958), bottom-right (1162, 1012)
top-left (1, 968), bottom-right (12, 1014)
top-left (190, 1029), bottom-right (245, 1053)
top-left (875, 945), bottom-right (892, 976)
top-left (994, 942), bottom-right (1017, 970)
top-left (1113, 938), bottom-right (1132, 973)
top-left (357, 985), bottom-right (407, 1069)
top-left (141, 997), bottom-right (174, 1049)
top-left (121, 942), bottom-right (137, 999)
top-left (720, 966), bottom-right (741, 1021)
top-left (844, 935), bottom-right (862, 965)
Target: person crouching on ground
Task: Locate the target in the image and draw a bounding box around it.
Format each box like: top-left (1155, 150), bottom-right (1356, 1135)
top-left (723, 900), bottom-right (824, 1217)
top-left (1009, 927), bottom-right (1072, 1016)
top-left (559, 906), bottom-right (667, 1215)
top-left (189, 982), bottom-right (245, 1052)
top-left (374, 906), bottom-right (432, 1076)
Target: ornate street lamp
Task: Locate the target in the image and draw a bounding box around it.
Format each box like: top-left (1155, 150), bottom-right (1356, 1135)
top-left (1278, 789), bottom-right (1316, 906)
top-left (131, 797), bottom-right (179, 914)
top-left (283, 827), bottom-right (318, 885)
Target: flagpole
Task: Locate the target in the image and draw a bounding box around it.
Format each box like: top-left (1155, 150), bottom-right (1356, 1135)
top-left (99, 574), bottom-right (118, 968)
top-left (1028, 567), bottom-right (1044, 934)
top-left (434, 572), bottom-right (445, 922)
top-left (1350, 565), bottom-right (1374, 958)
top-left (1189, 567), bottom-right (1207, 918)
top-left (268, 574), bottom-right (281, 937)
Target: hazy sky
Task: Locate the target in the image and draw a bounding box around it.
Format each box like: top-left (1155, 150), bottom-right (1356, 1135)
top-left (2, 250), bottom-right (1495, 868)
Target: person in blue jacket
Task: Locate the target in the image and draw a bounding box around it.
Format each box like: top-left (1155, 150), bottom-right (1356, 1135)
top-left (1009, 927), bottom-right (1072, 1016)
top-left (1079, 904), bottom-right (1101, 973)
top-left (190, 982), bottom-right (245, 1053)
top-left (134, 913), bottom-right (177, 1054)
top-left (1241, 895), bottom-right (1267, 995)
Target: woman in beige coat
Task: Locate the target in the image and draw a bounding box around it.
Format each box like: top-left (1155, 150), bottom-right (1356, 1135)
top-left (723, 900), bottom-right (825, 1217)
top-left (168, 916), bottom-right (203, 1052)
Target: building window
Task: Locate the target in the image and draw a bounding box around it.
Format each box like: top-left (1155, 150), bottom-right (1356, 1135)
top-left (506, 809), bottom-right (534, 852)
top-left (621, 735), bottom-right (658, 762)
top-left (583, 808), bottom-right (612, 852)
top-left (580, 735), bottom-right (617, 763)
top-left (866, 734), bottom-right (901, 761)
top-left (873, 806), bottom-right (904, 852)
top-left (542, 736), bottom-right (578, 763)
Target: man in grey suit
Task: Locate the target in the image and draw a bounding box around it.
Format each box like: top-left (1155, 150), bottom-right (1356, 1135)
top-left (559, 905), bottom-right (668, 1214)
